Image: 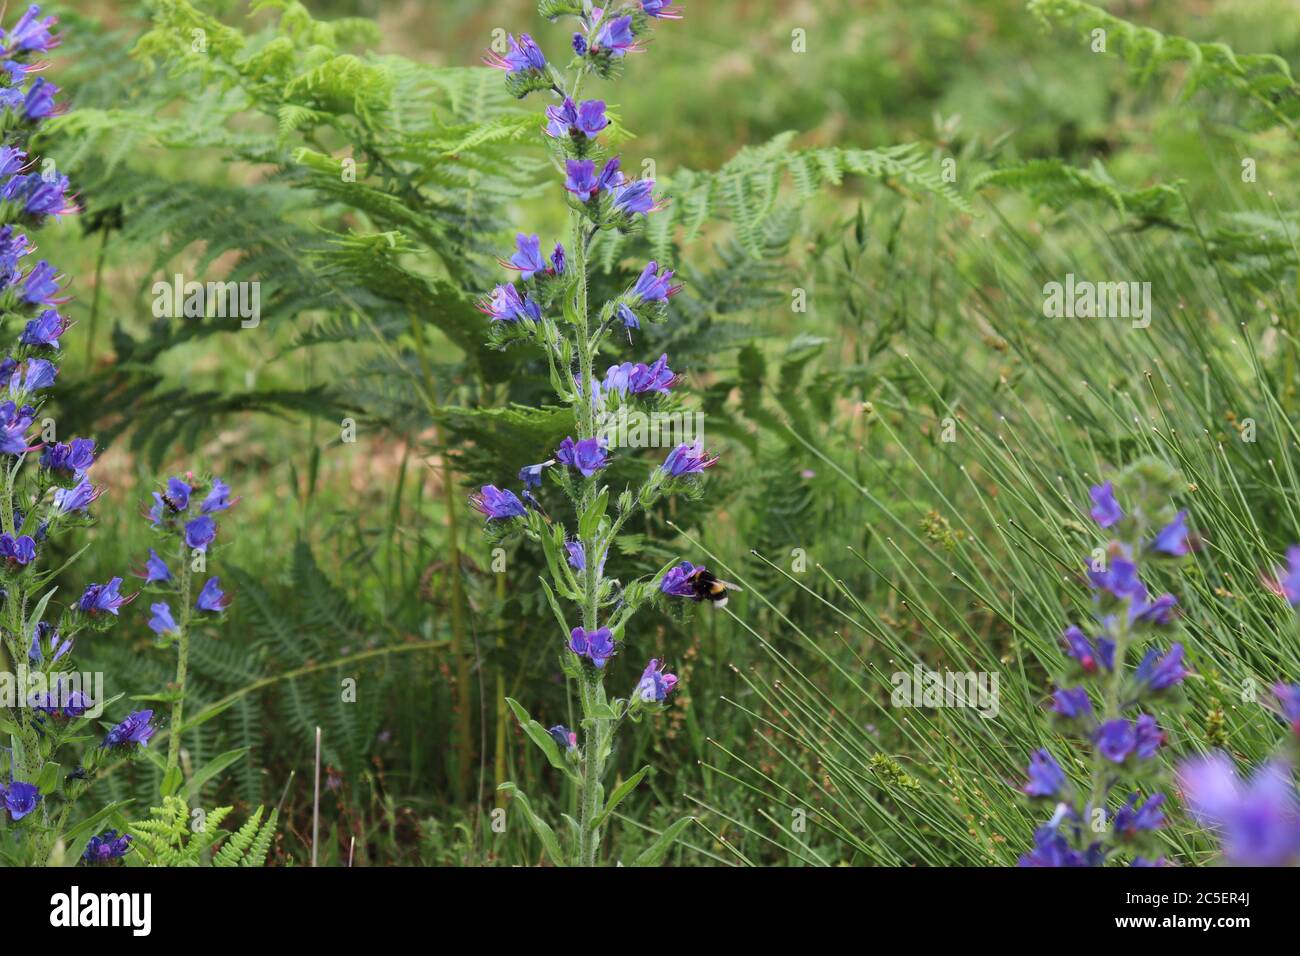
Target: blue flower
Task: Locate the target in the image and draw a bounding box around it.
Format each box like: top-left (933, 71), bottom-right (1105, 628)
top-left (1274, 682), bottom-right (1300, 733)
top-left (555, 436), bottom-right (608, 476)
top-left (162, 476), bottom-right (192, 512)
top-left (483, 33), bottom-right (546, 74)
top-left (547, 725), bottom-right (578, 751)
top-left (569, 626), bottom-right (615, 668)
top-left (1017, 823), bottom-right (1100, 867)
top-left (82, 829), bottom-right (132, 864)
top-left (660, 441), bottom-right (716, 477)
top-left (0, 400), bottom-right (33, 454)
top-left (1051, 686), bottom-right (1092, 719)
top-left (635, 659), bottom-right (678, 702)
top-left (1178, 754), bottom-right (1300, 867)
top-left (1088, 481), bottom-right (1122, 528)
top-left (19, 309), bottom-right (65, 347)
top-left (1134, 713), bottom-right (1164, 758)
top-left (201, 478), bottom-right (236, 514)
top-left (518, 459), bottom-right (554, 489)
top-left (1148, 510), bottom-right (1191, 556)
top-left (631, 261), bottom-right (680, 303)
top-left (1134, 643), bottom-right (1189, 692)
top-left (20, 260), bottom-right (64, 306)
top-left (611, 178), bottom-right (660, 217)
top-left (101, 710), bottom-right (156, 749)
top-left (195, 576), bottom-right (231, 613)
top-left (78, 577), bottom-right (132, 616)
top-left (470, 485), bottom-right (527, 521)
top-left (0, 532), bottom-right (35, 565)
top-left (2, 780), bottom-right (40, 820)
top-left (593, 14), bottom-right (638, 56)
top-left (1022, 748), bottom-right (1066, 797)
top-left (39, 436), bottom-right (95, 476)
top-left (505, 233), bottom-right (547, 280)
top-left (545, 97), bottom-right (608, 139)
top-left (604, 355), bottom-right (679, 397)
top-left (479, 283), bottom-right (542, 323)
top-left (184, 514), bottom-right (217, 552)
top-left (52, 479), bottom-right (99, 514)
top-left (148, 602), bottom-right (178, 636)
top-left (642, 0), bottom-right (683, 19)
top-left (660, 561), bottom-right (700, 598)
top-left (1112, 793), bottom-right (1166, 838)
top-left (1, 6), bottom-right (61, 56)
top-left (1095, 719), bottom-right (1136, 763)
top-left (564, 159), bottom-right (600, 201)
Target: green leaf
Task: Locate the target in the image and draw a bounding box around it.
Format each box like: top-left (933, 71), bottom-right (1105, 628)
top-left (630, 816), bottom-right (694, 867)
top-left (160, 766), bottom-right (184, 798)
top-left (60, 800), bottom-right (133, 858)
top-left (184, 747), bottom-right (250, 800)
top-left (36, 761), bottom-right (61, 795)
top-left (506, 698), bottom-right (577, 781)
top-left (579, 488), bottom-right (609, 541)
top-left (498, 783), bottom-right (566, 866)
top-left (593, 765), bottom-right (649, 830)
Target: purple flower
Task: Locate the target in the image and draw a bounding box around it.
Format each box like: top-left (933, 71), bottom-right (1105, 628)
top-left (1134, 714), bottom-right (1165, 759)
top-left (21, 77), bottom-right (60, 122)
top-left (593, 14), bottom-right (638, 56)
top-left (1178, 754), bottom-right (1300, 867)
top-left (1018, 823), bottom-right (1101, 867)
top-left (483, 33), bottom-right (546, 74)
top-left (162, 476), bottom-right (192, 512)
top-left (2, 780), bottom-right (40, 820)
top-left (596, 156), bottom-right (624, 191)
top-left (19, 309), bottom-right (66, 348)
top-left (1086, 556), bottom-right (1145, 601)
top-left (52, 479), bottom-right (99, 514)
top-left (7, 356), bottom-right (56, 393)
top-left (148, 601), bottom-right (179, 636)
top-left (1274, 682), bottom-right (1300, 733)
top-left (631, 261), bottom-right (681, 303)
top-left (1051, 686), bottom-right (1092, 719)
top-left (642, 0), bottom-right (683, 18)
top-left (28, 621), bottom-right (69, 663)
top-left (101, 709), bottom-right (156, 750)
top-left (518, 459), bottom-right (554, 489)
top-left (617, 304), bottom-right (639, 331)
top-left (0, 532), bottom-right (35, 565)
top-left (1148, 510), bottom-right (1191, 556)
top-left (545, 98), bottom-right (608, 139)
top-left (1270, 546), bottom-right (1300, 605)
top-left (564, 159), bottom-right (600, 201)
top-left (1088, 481), bottom-right (1122, 528)
top-left (1095, 719), bottom-right (1137, 763)
top-left (505, 233), bottom-right (547, 280)
top-left (604, 354), bottom-right (679, 396)
top-left (184, 514), bottom-right (217, 552)
top-left (0, 400), bottom-right (33, 454)
top-left (479, 283), bottom-right (542, 323)
top-left (2, 6), bottom-right (61, 55)
top-left (1135, 643), bottom-right (1189, 692)
top-left (566, 540), bottom-right (607, 576)
top-left (635, 659), bottom-right (678, 702)
top-left (1128, 591), bottom-right (1178, 626)
top-left (1112, 793), bottom-right (1166, 839)
top-left (611, 178), bottom-right (661, 217)
top-left (470, 485), bottom-right (527, 521)
top-left (40, 437), bottom-right (95, 476)
top-left (569, 626), bottom-right (615, 668)
top-left (82, 829), bottom-right (132, 864)
top-left (660, 441), bottom-right (717, 477)
top-left (571, 33), bottom-right (588, 56)
top-left (1023, 748), bottom-right (1066, 797)
top-left (20, 260), bottom-right (65, 307)
top-left (201, 478), bottom-right (236, 514)
top-left (547, 724), bottom-right (578, 751)
top-left (660, 561), bottom-right (700, 598)
top-left (78, 577), bottom-right (132, 616)
top-left (555, 436), bottom-right (608, 477)
top-left (550, 243), bottom-right (566, 275)
top-left (195, 576), bottom-right (231, 613)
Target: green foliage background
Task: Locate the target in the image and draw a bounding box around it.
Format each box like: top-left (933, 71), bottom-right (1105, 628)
top-left (24, 0), bottom-right (1300, 864)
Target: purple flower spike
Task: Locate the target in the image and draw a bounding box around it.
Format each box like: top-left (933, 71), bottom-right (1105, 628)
top-left (555, 436), bottom-right (608, 477)
top-left (569, 626), bottom-right (615, 668)
top-left (1022, 748), bottom-right (1066, 797)
top-left (82, 829), bottom-right (132, 864)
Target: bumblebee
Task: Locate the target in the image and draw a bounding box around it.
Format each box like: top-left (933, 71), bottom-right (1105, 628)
top-left (687, 566), bottom-right (742, 607)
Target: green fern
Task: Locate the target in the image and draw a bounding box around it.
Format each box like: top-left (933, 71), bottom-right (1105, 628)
top-left (130, 796), bottom-right (277, 867)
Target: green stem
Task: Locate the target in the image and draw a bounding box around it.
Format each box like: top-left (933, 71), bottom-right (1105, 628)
top-left (166, 550), bottom-right (194, 775)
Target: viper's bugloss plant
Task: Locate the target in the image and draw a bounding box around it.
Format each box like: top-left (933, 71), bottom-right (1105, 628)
top-left (476, 0), bottom-right (710, 866)
top-left (1019, 458), bottom-right (1194, 867)
top-left (0, 5), bottom-right (161, 866)
top-left (138, 472), bottom-right (237, 788)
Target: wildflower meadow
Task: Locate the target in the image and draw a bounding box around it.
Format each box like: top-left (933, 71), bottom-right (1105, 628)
top-left (1, 0), bottom-right (1299, 937)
